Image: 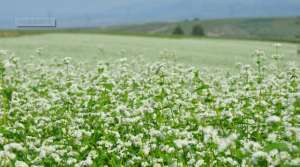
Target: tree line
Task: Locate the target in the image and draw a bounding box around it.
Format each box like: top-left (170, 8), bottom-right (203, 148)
top-left (173, 24), bottom-right (205, 36)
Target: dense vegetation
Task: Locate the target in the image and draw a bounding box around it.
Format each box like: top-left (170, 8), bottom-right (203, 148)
top-left (0, 45), bottom-right (300, 166)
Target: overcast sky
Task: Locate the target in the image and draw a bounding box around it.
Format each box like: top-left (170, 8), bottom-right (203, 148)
top-left (1, 0), bottom-right (300, 28)
top-left (1, 0), bottom-right (300, 18)
top-left (0, 0), bottom-right (177, 18)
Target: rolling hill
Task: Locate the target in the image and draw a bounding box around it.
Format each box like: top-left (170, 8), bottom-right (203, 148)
top-left (1, 17), bottom-right (300, 43)
top-left (103, 17), bottom-right (300, 42)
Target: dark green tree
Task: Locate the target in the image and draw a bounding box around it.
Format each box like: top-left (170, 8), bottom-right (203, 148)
top-left (192, 24), bottom-right (205, 36)
top-left (172, 25), bottom-right (184, 35)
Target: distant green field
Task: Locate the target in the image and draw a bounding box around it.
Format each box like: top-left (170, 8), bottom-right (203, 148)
top-left (0, 33), bottom-right (299, 69)
top-left (1, 17), bottom-right (300, 43)
top-left (105, 17), bottom-right (300, 42)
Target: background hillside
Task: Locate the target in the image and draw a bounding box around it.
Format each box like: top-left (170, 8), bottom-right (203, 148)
top-left (103, 17), bottom-right (300, 42)
top-left (1, 17), bottom-right (300, 43)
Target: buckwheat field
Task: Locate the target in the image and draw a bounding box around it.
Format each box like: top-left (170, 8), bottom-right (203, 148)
top-left (0, 45), bottom-right (300, 167)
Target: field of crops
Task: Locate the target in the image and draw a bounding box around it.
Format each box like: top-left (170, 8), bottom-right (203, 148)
top-left (0, 33), bottom-right (299, 69)
top-left (0, 34), bottom-right (300, 166)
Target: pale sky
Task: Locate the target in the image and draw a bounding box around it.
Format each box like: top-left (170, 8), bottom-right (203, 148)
top-left (1, 0), bottom-right (300, 28)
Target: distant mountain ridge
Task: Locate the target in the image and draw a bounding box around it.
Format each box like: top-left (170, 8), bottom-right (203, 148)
top-left (1, 0), bottom-right (300, 28)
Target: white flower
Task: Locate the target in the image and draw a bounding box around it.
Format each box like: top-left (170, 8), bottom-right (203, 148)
top-left (296, 92), bottom-right (300, 99)
top-left (279, 151), bottom-right (290, 161)
top-left (4, 143), bottom-right (24, 152)
top-left (288, 127), bottom-right (300, 141)
top-left (0, 134), bottom-right (5, 145)
top-left (142, 145), bottom-right (151, 156)
top-left (149, 128), bottom-right (163, 137)
top-left (4, 60), bottom-right (13, 68)
top-left (0, 150), bottom-right (16, 160)
top-left (39, 145), bottom-right (56, 159)
top-left (217, 133), bottom-right (239, 152)
top-left (15, 161), bottom-right (29, 167)
top-left (73, 130), bottom-right (83, 140)
top-left (252, 151), bottom-right (268, 164)
top-left (75, 157), bottom-right (93, 167)
top-left (51, 153), bottom-right (62, 163)
top-left (153, 163), bottom-right (161, 167)
top-left (67, 158), bottom-right (77, 165)
top-left (290, 158), bottom-right (300, 166)
top-left (266, 116), bottom-right (281, 124)
top-left (202, 126), bottom-right (219, 143)
top-left (63, 57), bottom-right (72, 64)
top-left (174, 139), bottom-right (195, 149)
top-left (267, 133), bottom-right (277, 142)
top-left (195, 160), bottom-right (205, 167)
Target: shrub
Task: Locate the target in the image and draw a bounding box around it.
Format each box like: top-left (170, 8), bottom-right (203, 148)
top-left (192, 24), bottom-right (205, 36)
top-left (172, 25), bottom-right (184, 35)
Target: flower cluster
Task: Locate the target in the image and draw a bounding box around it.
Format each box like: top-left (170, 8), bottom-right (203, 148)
top-left (0, 49), bottom-right (299, 166)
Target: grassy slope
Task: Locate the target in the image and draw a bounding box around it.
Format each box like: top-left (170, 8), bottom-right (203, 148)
top-left (1, 17), bottom-right (300, 43)
top-left (0, 33), bottom-right (299, 69)
top-left (105, 17), bottom-right (300, 42)
top-left (1, 17), bottom-right (300, 39)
